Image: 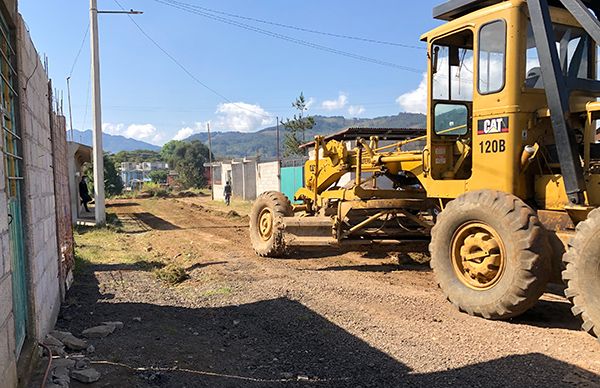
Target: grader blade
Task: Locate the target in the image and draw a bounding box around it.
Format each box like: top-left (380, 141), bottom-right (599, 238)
top-left (281, 217), bottom-right (337, 246)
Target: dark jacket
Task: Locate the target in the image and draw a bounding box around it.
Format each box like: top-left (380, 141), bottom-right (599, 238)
top-left (223, 184), bottom-right (232, 196)
top-left (79, 180), bottom-right (91, 202)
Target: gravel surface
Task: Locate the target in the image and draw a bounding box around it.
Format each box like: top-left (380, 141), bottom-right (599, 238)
top-left (31, 197), bottom-right (600, 387)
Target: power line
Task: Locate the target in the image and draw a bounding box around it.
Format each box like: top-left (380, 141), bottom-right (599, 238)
top-left (153, 0), bottom-right (422, 73)
top-left (113, 0), bottom-right (272, 119)
top-left (81, 70), bottom-right (92, 132)
top-left (163, 0), bottom-right (425, 50)
top-left (69, 23), bottom-right (90, 78)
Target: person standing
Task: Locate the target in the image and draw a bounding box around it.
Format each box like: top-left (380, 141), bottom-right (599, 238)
top-left (223, 181), bottom-right (232, 206)
top-left (79, 176), bottom-right (92, 213)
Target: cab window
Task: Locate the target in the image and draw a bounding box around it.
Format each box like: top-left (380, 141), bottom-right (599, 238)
top-left (526, 22), bottom-right (599, 89)
top-left (479, 20), bottom-right (506, 94)
top-left (431, 29), bottom-right (473, 137)
top-left (432, 30), bottom-right (474, 102)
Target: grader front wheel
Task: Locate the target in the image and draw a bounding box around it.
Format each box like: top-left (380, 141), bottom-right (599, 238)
top-left (563, 208), bottom-right (600, 339)
top-left (430, 191), bottom-right (550, 319)
top-left (249, 191), bottom-right (293, 257)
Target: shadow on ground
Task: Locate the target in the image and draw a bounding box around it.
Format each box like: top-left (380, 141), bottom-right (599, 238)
top-left (106, 202), bottom-right (140, 208)
top-left (46, 261), bottom-right (600, 388)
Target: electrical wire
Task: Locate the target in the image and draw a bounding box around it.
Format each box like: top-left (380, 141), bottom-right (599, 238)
top-left (113, 0), bottom-right (273, 119)
top-left (38, 342), bottom-right (53, 388)
top-left (161, 0), bottom-right (425, 50)
top-left (68, 23), bottom-right (90, 78)
top-left (81, 69), bottom-right (91, 132)
top-left (152, 0), bottom-right (422, 73)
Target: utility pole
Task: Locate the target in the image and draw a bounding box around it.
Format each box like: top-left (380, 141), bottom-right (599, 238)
top-left (89, 0), bottom-right (142, 225)
top-left (207, 122), bottom-right (214, 200)
top-left (90, 0), bottom-right (105, 225)
top-left (276, 116), bottom-right (280, 163)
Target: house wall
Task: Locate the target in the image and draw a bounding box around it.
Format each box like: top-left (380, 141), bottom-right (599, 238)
top-left (243, 162), bottom-right (257, 201)
top-left (16, 15), bottom-right (61, 343)
top-left (256, 161), bottom-right (279, 196)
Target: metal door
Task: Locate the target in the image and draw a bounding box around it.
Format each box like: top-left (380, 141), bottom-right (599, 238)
top-left (280, 165), bottom-right (304, 204)
top-left (0, 13), bottom-right (27, 356)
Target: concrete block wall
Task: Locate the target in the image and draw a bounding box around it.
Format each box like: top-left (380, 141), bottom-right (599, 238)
top-left (256, 161), bottom-right (280, 195)
top-left (16, 15), bottom-right (61, 341)
top-left (51, 114), bottom-right (74, 299)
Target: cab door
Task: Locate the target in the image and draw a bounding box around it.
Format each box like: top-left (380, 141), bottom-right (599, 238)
top-left (427, 28), bottom-right (474, 191)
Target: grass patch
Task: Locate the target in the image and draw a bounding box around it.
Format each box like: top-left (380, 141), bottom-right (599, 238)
top-left (202, 286), bottom-right (232, 297)
top-left (74, 217), bottom-right (158, 269)
top-left (154, 264), bottom-right (189, 285)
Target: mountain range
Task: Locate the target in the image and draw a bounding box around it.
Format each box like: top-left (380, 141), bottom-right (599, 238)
top-left (70, 113), bottom-right (427, 158)
top-left (70, 129), bottom-right (161, 152)
top-left (186, 113), bottom-right (426, 159)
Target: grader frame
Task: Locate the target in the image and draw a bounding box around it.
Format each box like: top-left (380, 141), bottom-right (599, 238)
top-left (249, 0), bottom-right (600, 339)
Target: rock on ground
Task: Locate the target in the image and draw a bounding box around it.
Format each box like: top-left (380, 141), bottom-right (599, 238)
top-left (82, 324), bottom-right (115, 339)
top-left (71, 368), bottom-right (101, 383)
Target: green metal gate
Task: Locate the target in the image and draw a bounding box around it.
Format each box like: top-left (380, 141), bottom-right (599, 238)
top-left (280, 159), bottom-right (305, 204)
top-left (1, 13), bottom-right (27, 356)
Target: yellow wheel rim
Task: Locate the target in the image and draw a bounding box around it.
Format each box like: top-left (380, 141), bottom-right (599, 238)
top-left (451, 222), bottom-right (506, 290)
top-left (258, 208), bottom-right (274, 241)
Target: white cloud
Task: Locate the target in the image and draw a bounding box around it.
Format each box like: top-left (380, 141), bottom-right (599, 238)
top-left (126, 124), bottom-right (159, 140)
top-left (348, 105), bottom-right (365, 116)
top-left (321, 93), bottom-right (348, 111)
top-left (396, 73), bottom-right (428, 114)
top-left (173, 127), bottom-right (195, 141)
top-left (172, 121), bottom-right (208, 141)
top-left (305, 97), bottom-right (315, 110)
top-left (102, 123), bottom-right (124, 135)
top-left (215, 102), bottom-right (273, 132)
top-left (102, 122), bottom-right (164, 145)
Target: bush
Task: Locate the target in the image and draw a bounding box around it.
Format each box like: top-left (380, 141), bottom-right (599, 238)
top-left (154, 264), bottom-right (189, 285)
top-left (141, 182), bottom-right (169, 198)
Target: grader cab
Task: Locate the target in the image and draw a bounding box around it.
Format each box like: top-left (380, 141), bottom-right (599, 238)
top-left (249, 0), bottom-right (600, 339)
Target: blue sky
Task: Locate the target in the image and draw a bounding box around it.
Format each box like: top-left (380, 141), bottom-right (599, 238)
top-left (19, 0), bottom-right (443, 145)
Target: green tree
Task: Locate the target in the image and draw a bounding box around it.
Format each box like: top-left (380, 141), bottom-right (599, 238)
top-left (112, 150), bottom-right (162, 165)
top-left (84, 153), bottom-right (124, 198)
top-left (148, 169), bottom-right (168, 184)
top-left (161, 140), bottom-right (212, 189)
top-left (282, 92), bottom-right (315, 157)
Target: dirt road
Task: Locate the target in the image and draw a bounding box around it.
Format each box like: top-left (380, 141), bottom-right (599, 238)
top-left (42, 197), bottom-right (600, 387)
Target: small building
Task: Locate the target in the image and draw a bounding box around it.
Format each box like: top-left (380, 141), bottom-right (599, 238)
top-left (206, 158), bottom-right (280, 202)
top-left (120, 161), bottom-right (168, 189)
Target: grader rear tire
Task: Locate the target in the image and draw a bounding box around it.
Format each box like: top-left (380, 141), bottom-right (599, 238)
top-left (562, 208), bottom-right (600, 339)
top-left (249, 191), bottom-right (293, 257)
top-left (430, 190), bottom-right (550, 319)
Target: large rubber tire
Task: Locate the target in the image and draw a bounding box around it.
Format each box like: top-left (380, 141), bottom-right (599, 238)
top-left (249, 191), bottom-right (293, 257)
top-left (562, 208), bottom-right (600, 339)
top-left (430, 190), bottom-right (550, 320)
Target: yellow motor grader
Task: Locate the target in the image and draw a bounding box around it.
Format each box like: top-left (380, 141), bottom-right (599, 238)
top-left (249, 0), bottom-right (600, 339)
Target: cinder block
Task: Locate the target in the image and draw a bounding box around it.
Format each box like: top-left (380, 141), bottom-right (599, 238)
top-left (0, 359), bottom-right (17, 388)
top-left (0, 275), bottom-right (13, 326)
top-left (6, 313), bottom-right (14, 357)
top-left (0, 318), bottom-right (12, 375)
